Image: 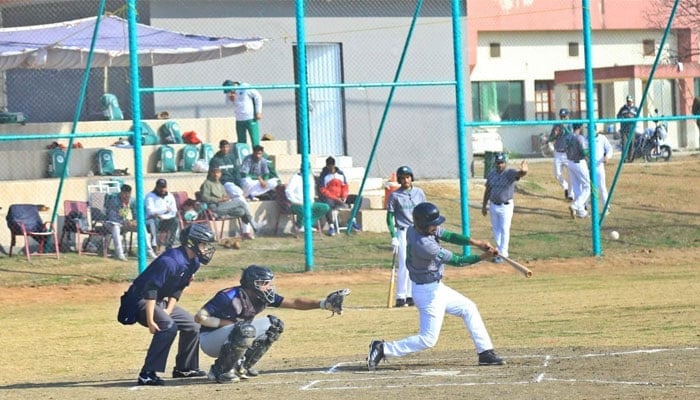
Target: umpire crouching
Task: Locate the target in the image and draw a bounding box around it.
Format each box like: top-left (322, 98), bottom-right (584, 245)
top-left (122, 224), bottom-right (217, 386)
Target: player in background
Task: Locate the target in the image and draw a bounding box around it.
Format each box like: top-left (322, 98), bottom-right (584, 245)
top-left (482, 152), bottom-right (528, 264)
top-left (566, 124), bottom-right (591, 218)
top-left (594, 128), bottom-right (613, 213)
top-left (386, 166), bottom-right (426, 307)
top-left (368, 202), bottom-right (504, 371)
top-left (547, 108), bottom-right (573, 201)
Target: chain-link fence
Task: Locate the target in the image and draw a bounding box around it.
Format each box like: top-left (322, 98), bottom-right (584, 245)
top-left (1, 0), bottom-right (697, 263)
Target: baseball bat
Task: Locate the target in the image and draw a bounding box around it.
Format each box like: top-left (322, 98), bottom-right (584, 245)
top-left (501, 255), bottom-right (533, 278)
top-left (387, 252), bottom-right (397, 308)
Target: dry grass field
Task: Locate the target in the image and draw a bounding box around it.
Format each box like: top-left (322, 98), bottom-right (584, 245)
top-left (0, 153), bottom-right (698, 399)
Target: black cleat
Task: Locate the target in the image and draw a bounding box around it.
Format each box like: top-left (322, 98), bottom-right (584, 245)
top-left (367, 340), bottom-right (385, 371)
top-left (172, 367), bottom-right (207, 378)
top-left (395, 298), bottom-right (408, 307)
top-left (478, 349), bottom-right (505, 366)
top-left (564, 189), bottom-right (569, 199)
top-left (406, 297), bottom-right (414, 306)
top-left (137, 371), bottom-right (165, 386)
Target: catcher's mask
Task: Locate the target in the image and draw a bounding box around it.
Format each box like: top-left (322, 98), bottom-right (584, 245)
top-left (241, 265), bottom-right (276, 304)
top-left (181, 224), bottom-right (216, 264)
top-left (412, 202), bottom-right (445, 231)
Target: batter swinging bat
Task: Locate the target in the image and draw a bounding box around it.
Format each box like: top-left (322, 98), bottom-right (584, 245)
top-left (387, 252), bottom-right (397, 308)
top-left (502, 255), bottom-right (533, 278)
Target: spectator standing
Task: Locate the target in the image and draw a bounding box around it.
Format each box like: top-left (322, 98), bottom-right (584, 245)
top-left (547, 108), bottom-right (573, 200)
top-left (104, 184), bottom-right (136, 261)
top-left (223, 80), bottom-right (262, 147)
top-left (145, 178), bottom-right (179, 257)
top-left (240, 145), bottom-right (279, 200)
top-left (482, 153), bottom-right (528, 264)
top-left (617, 95), bottom-right (638, 162)
top-left (692, 96), bottom-right (700, 147)
top-left (318, 156), bottom-right (349, 236)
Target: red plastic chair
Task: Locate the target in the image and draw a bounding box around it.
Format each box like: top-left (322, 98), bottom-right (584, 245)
top-left (60, 200), bottom-right (108, 257)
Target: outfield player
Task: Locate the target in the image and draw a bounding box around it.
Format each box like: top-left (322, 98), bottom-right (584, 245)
top-left (566, 124), bottom-right (591, 218)
top-left (482, 153), bottom-right (528, 263)
top-left (594, 130), bottom-right (613, 212)
top-left (547, 108), bottom-right (573, 200)
top-left (196, 265), bottom-right (349, 383)
top-left (367, 202), bottom-right (504, 370)
top-left (386, 166), bottom-right (426, 307)
top-left (122, 224), bottom-right (217, 386)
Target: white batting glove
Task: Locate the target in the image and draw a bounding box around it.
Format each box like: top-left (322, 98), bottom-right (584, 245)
top-left (391, 237), bottom-right (400, 254)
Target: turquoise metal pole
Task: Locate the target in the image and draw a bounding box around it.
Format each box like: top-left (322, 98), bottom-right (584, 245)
top-left (49, 0), bottom-right (108, 228)
top-left (451, 0), bottom-right (470, 254)
top-left (346, 0), bottom-right (425, 236)
top-left (127, 0), bottom-right (148, 273)
top-left (602, 0), bottom-right (680, 226)
top-left (295, 0), bottom-right (314, 270)
top-left (581, 0), bottom-right (601, 255)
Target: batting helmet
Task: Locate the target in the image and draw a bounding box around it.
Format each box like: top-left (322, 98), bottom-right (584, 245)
top-left (222, 79), bottom-right (235, 94)
top-left (180, 224), bottom-right (216, 264)
top-left (241, 265), bottom-right (277, 304)
top-left (396, 166), bottom-right (414, 180)
top-left (559, 108), bottom-right (569, 117)
top-left (412, 202), bottom-right (445, 230)
top-left (494, 152), bottom-right (507, 163)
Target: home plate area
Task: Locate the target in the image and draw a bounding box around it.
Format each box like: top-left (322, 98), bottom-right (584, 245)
top-left (294, 347), bottom-right (699, 392)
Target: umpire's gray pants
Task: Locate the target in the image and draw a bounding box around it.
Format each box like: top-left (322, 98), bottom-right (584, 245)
top-left (137, 300), bottom-right (200, 373)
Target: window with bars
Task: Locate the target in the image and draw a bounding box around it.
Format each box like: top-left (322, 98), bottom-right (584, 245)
top-left (534, 81), bottom-right (555, 120)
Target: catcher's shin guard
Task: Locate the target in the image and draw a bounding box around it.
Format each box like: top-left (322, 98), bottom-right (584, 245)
top-left (242, 315), bottom-right (284, 371)
top-left (215, 322), bottom-right (256, 373)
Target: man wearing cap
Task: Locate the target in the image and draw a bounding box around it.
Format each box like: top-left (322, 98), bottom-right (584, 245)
top-left (565, 124), bottom-right (591, 218)
top-left (482, 153), bottom-right (528, 263)
top-left (210, 140), bottom-right (242, 187)
top-left (547, 108), bottom-right (573, 200)
top-left (617, 95), bottom-right (638, 162)
top-left (223, 80), bottom-right (262, 147)
top-left (145, 179), bottom-right (179, 257)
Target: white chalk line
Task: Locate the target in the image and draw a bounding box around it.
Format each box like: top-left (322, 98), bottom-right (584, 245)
top-left (297, 347), bottom-right (699, 391)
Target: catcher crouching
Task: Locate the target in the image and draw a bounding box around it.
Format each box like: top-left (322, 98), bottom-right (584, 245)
top-left (195, 265), bottom-right (350, 383)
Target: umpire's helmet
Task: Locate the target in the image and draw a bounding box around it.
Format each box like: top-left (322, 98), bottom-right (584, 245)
top-left (180, 224), bottom-right (216, 264)
top-left (396, 165), bottom-right (414, 180)
top-left (412, 202), bottom-right (445, 230)
top-left (240, 265), bottom-right (277, 304)
top-left (222, 79), bottom-right (235, 94)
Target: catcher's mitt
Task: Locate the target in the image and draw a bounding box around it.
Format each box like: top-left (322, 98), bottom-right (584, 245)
top-left (320, 288), bottom-right (351, 316)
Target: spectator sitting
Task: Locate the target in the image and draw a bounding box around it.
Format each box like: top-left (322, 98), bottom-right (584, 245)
top-left (145, 178), bottom-right (179, 256)
top-left (240, 145), bottom-right (279, 200)
top-left (224, 182), bottom-right (256, 240)
top-left (199, 165), bottom-right (255, 238)
top-left (318, 156), bottom-right (349, 236)
top-left (286, 169), bottom-right (330, 236)
top-left (104, 184), bottom-right (136, 261)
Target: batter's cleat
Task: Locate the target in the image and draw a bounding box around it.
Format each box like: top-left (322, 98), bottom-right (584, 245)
top-left (478, 350), bottom-right (506, 366)
top-left (172, 367), bottom-right (207, 378)
top-left (137, 371), bottom-right (165, 386)
top-left (367, 340), bottom-right (385, 371)
top-left (406, 297), bottom-right (415, 306)
top-left (395, 298), bottom-right (408, 307)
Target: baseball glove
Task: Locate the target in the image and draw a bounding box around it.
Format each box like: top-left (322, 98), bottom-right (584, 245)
top-left (320, 288), bottom-right (351, 316)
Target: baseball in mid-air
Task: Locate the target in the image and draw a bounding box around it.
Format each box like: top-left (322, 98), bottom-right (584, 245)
top-left (609, 230), bottom-right (620, 240)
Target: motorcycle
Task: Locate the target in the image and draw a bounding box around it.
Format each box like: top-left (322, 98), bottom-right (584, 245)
top-left (629, 110), bottom-right (672, 162)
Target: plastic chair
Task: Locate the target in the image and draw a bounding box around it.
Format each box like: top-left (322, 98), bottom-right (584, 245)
top-left (171, 191), bottom-right (212, 231)
top-left (6, 204), bottom-right (60, 261)
top-left (89, 192), bottom-right (134, 257)
top-left (60, 200), bottom-right (108, 257)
